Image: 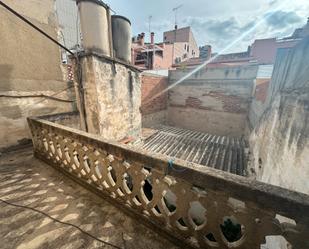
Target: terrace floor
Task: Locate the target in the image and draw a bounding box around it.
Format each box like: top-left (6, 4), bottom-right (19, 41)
top-left (0, 148), bottom-right (179, 249)
top-left (142, 125), bottom-right (248, 176)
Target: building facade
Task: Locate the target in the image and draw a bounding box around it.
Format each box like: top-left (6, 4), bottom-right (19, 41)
top-left (132, 26), bottom-right (200, 70)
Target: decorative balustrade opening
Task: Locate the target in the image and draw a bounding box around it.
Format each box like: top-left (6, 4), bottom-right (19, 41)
top-left (27, 115), bottom-right (309, 249)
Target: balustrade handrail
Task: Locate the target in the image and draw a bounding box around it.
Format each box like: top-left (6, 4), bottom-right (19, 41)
top-left (28, 116), bottom-right (309, 218)
top-left (27, 115), bottom-right (309, 249)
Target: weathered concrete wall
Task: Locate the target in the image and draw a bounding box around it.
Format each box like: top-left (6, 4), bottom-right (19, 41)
top-left (141, 73), bottom-right (168, 127)
top-left (248, 64), bottom-right (274, 128)
top-left (249, 38), bottom-right (309, 194)
top-left (249, 93), bottom-right (309, 194)
top-left (142, 110), bottom-right (167, 128)
top-left (40, 112), bottom-right (81, 130)
top-left (80, 54), bottom-right (141, 141)
top-left (0, 0), bottom-right (76, 151)
top-left (168, 66), bottom-right (257, 136)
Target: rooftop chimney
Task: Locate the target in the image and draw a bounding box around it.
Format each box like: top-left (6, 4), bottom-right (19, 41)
top-left (151, 32), bottom-right (155, 44)
top-left (140, 32), bottom-right (145, 46)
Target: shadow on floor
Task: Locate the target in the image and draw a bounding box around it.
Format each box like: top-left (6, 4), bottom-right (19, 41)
top-left (0, 148), bottom-right (179, 249)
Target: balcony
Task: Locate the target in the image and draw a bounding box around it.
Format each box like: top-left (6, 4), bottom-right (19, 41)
top-left (1, 113), bottom-right (308, 249)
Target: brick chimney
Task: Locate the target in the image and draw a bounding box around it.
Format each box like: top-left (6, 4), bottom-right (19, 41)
top-left (140, 32), bottom-right (145, 46)
top-left (151, 32), bottom-right (155, 44)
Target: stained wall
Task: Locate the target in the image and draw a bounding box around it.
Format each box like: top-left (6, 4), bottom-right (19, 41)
top-left (249, 38), bottom-right (309, 194)
top-left (79, 54), bottom-right (141, 141)
top-left (0, 0), bottom-right (76, 151)
top-left (168, 65), bottom-right (258, 136)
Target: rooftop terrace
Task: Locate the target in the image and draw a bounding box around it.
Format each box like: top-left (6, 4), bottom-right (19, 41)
top-left (13, 114), bottom-right (307, 249)
top-left (0, 148), bottom-right (178, 249)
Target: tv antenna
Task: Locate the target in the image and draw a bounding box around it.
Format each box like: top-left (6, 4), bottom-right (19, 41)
top-left (148, 15), bottom-right (152, 33)
top-left (172, 4), bottom-right (183, 29)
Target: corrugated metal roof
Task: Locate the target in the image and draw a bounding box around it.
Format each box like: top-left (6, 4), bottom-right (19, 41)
top-left (143, 126), bottom-right (248, 176)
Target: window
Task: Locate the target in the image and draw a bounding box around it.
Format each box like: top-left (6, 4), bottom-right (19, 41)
top-left (184, 44), bottom-right (187, 50)
top-left (187, 45), bottom-right (189, 52)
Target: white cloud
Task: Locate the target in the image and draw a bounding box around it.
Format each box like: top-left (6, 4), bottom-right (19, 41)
top-left (104, 0), bottom-right (309, 52)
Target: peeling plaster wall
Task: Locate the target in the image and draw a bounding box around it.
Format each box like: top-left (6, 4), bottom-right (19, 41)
top-left (249, 38), bottom-right (309, 194)
top-left (168, 66), bottom-right (257, 136)
top-left (249, 93), bottom-right (309, 194)
top-left (0, 0), bottom-right (76, 151)
top-left (142, 110), bottom-right (167, 128)
top-left (80, 55), bottom-right (141, 141)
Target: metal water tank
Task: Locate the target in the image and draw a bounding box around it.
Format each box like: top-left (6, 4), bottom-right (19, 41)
top-left (77, 0), bottom-right (111, 56)
top-left (111, 15), bottom-right (132, 63)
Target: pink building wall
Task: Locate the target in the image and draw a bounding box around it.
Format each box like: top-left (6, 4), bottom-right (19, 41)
top-left (250, 38), bottom-right (299, 64)
top-left (153, 43), bottom-right (173, 69)
top-left (164, 27), bottom-right (199, 62)
top-left (133, 27), bottom-right (200, 70)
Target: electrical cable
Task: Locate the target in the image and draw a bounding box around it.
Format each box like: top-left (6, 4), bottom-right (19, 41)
top-left (0, 1), bottom-right (73, 56)
top-left (15, 85), bottom-right (75, 116)
top-left (0, 1), bottom-right (88, 130)
top-left (0, 198), bottom-right (123, 249)
top-left (0, 94), bottom-right (74, 103)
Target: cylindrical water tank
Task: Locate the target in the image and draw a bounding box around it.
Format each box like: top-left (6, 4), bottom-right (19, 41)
top-left (111, 15), bottom-right (132, 63)
top-left (77, 0), bottom-right (111, 56)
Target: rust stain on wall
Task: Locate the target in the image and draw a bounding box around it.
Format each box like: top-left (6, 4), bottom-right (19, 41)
top-left (170, 91), bottom-right (248, 114)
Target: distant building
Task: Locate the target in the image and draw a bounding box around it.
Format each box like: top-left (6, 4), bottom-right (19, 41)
top-left (199, 45), bottom-right (212, 60)
top-left (132, 32), bottom-right (174, 70)
top-left (175, 19), bottom-right (309, 69)
top-left (249, 38), bottom-right (298, 64)
top-left (249, 19), bottom-right (309, 64)
top-left (132, 26), bottom-right (199, 70)
top-left (163, 26), bottom-right (199, 62)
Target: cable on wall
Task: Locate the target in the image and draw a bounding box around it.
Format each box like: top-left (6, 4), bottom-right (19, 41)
top-left (0, 0), bottom-right (89, 132)
top-left (0, 94), bottom-right (75, 103)
top-left (0, 1), bottom-right (74, 56)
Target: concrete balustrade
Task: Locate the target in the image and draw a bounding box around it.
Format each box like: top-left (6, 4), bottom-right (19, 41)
top-left (27, 114), bottom-right (309, 249)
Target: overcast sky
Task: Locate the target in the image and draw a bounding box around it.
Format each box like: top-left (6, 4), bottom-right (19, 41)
top-left (103, 0), bottom-right (309, 53)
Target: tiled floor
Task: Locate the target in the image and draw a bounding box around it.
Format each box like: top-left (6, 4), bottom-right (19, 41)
top-left (0, 148), bottom-right (179, 249)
